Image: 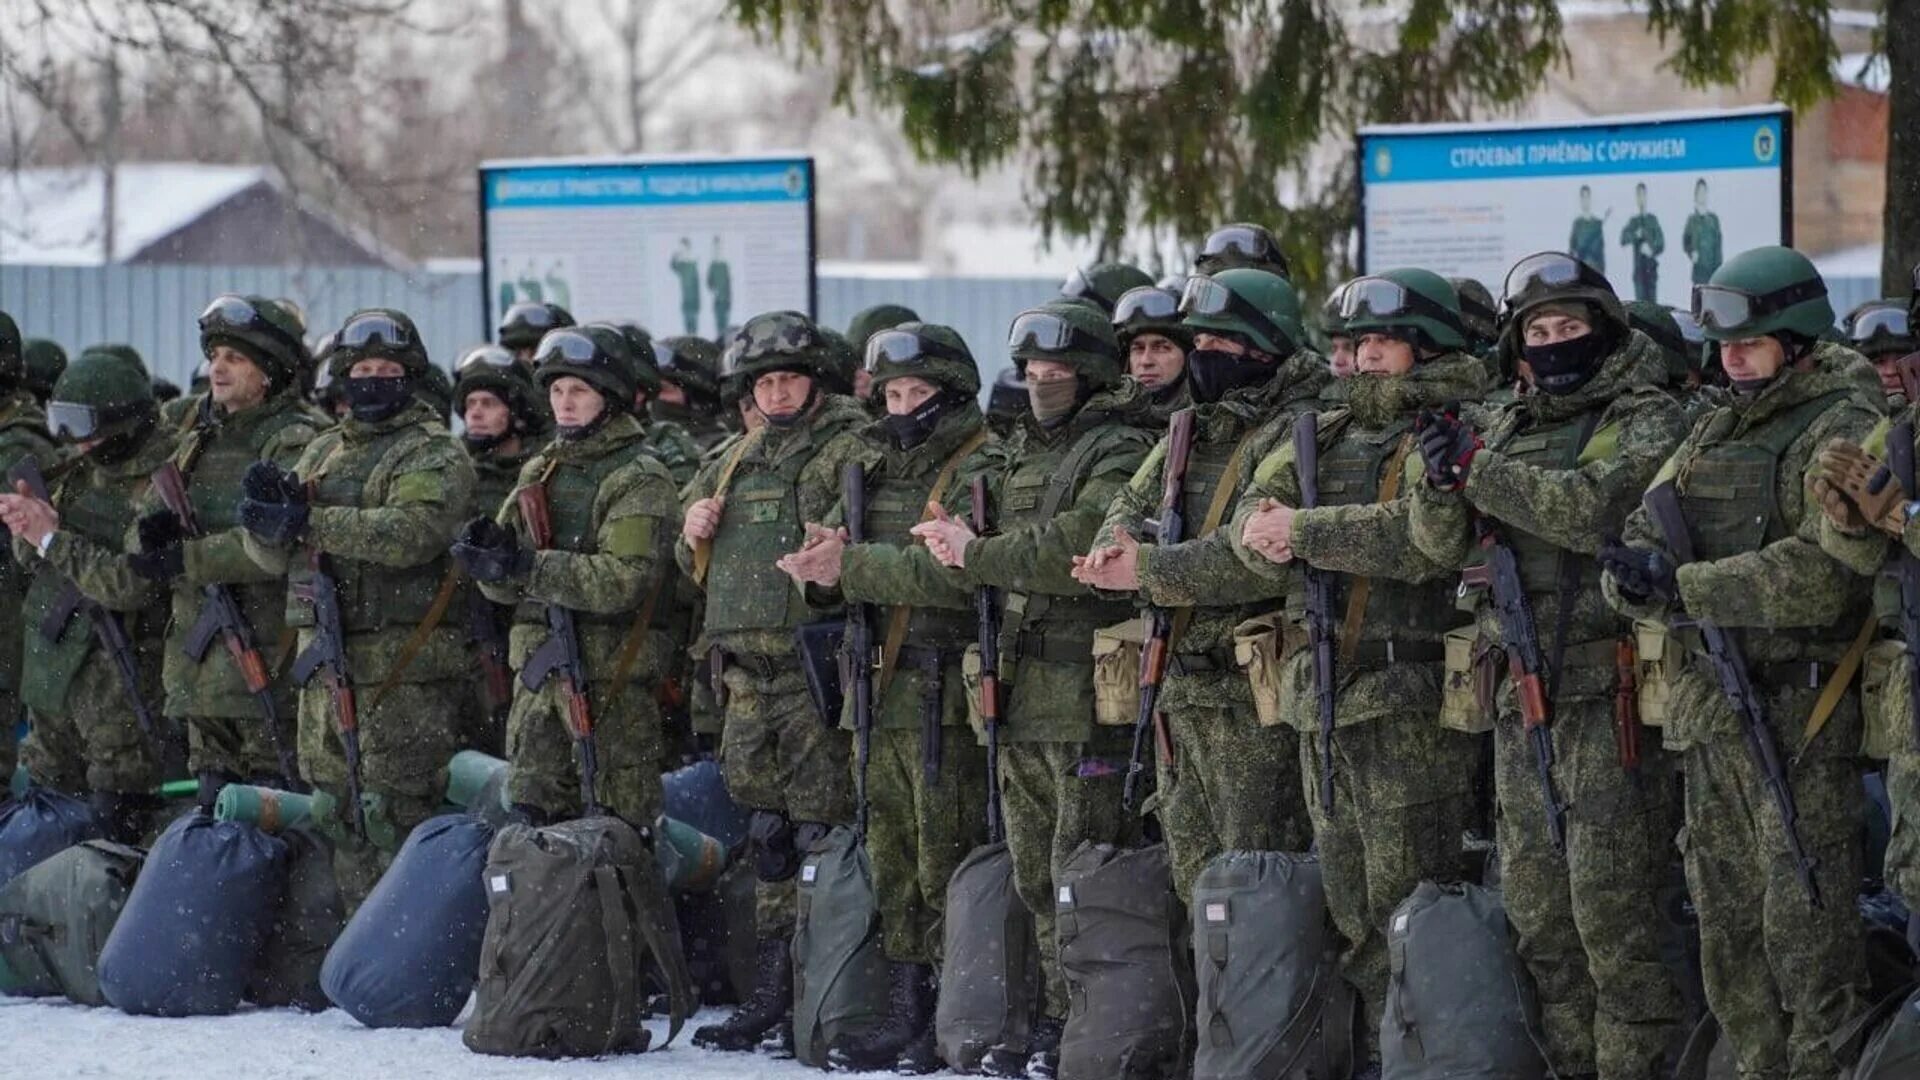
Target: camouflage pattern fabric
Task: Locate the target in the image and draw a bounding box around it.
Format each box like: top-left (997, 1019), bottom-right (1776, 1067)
top-left (866, 725), bottom-right (989, 963)
top-left (640, 418), bottom-right (705, 488)
top-left (0, 391), bottom-right (58, 783)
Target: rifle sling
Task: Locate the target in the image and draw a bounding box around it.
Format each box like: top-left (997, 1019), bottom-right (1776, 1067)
top-left (1167, 425), bottom-right (1260, 651)
top-left (1795, 614), bottom-right (1878, 761)
top-left (604, 572), bottom-right (668, 710)
top-left (364, 564), bottom-right (463, 712)
top-left (691, 427), bottom-right (766, 587)
top-left (1335, 434), bottom-right (1412, 665)
top-left (877, 429), bottom-right (990, 696)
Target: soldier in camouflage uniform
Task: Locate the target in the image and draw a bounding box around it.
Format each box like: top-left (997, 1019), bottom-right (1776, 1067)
top-left (22, 339), bottom-right (66, 408)
top-left (1410, 255), bottom-right (1689, 1080)
top-left (1194, 222), bottom-right (1292, 280)
top-left (497, 300), bottom-right (575, 367)
top-left (454, 323), bottom-right (680, 828)
top-left (1836, 298), bottom-right (1916, 407)
top-left (1113, 284), bottom-right (1193, 424)
top-left (777, 322), bottom-right (1000, 1073)
top-left (601, 323), bottom-right (705, 488)
top-left (1318, 283), bottom-right (1358, 406)
top-left (846, 303), bottom-right (920, 404)
top-left (986, 365), bottom-right (1027, 439)
top-left (0, 347), bottom-right (175, 844)
top-left (1229, 268), bottom-right (1488, 1069)
top-left (650, 335), bottom-right (729, 452)
top-left (1076, 269), bottom-right (1326, 902)
top-left (908, 300), bottom-right (1156, 1079)
top-left (240, 308), bottom-right (476, 909)
top-left (677, 310), bottom-right (871, 1052)
top-left (1598, 247), bottom-right (1879, 1080)
top-left (31, 296), bottom-right (322, 809)
top-left (1059, 262), bottom-right (1154, 315)
top-left (0, 313), bottom-right (58, 790)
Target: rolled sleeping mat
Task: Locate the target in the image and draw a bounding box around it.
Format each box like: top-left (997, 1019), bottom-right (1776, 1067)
top-left (215, 785), bottom-right (317, 834)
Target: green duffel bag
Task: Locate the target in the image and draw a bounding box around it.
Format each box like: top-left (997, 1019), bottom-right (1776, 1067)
top-left (936, 841), bottom-right (1040, 1072)
top-left (1380, 881), bottom-right (1547, 1080)
top-left (792, 825), bottom-right (888, 1068)
top-left (247, 824), bottom-right (345, 1011)
top-left (464, 816), bottom-right (695, 1058)
top-left (1829, 981), bottom-right (1920, 1080)
top-left (1056, 842), bottom-right (1194, 1080)
top-left (0, 839), bottom-right (143, 1005)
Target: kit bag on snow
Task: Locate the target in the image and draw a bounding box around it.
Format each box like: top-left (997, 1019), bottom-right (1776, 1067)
top-left (321, 812), bottom-right (495, 1028)
top-left (97, 811), bottom-right (289, 1016)
top-left (0, 839), bottom-right (142, 1004)
top-left (247, 824), bottom-right (344, 1011)
top-left (0, 786), bottom-right (100, 889)
top-left (1380, 881), bottom-right (1547, 1080)
top-left (936, 840), bottom-right (1040, 1072)
top-left (464, 815), bottom-right (695, 1059)
top-left (1191, 850), bottom-right (1354, 1080)
top-left (792, 824), bottom-right (889, 1067)
top-left (1056, 841), bottom-right (1195, 1080)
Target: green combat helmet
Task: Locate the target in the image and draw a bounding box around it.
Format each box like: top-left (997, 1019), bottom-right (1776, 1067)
top-left (656, 335), bottom-right (723, 412)
top-left (1840, 299), bottom-right (1915, 360)
top-left (846, 303), bottom-right (921, 356)
top-left (602, 321), bottom-right (666, 398)
top-left (816, 325), bottom-right (859, 395)
top-left (454, 343), bottom-right (547, 435)
top-left (496, 301), bottom-right (576, 354)
top-left (863, 322), bottom-right (981, 397)
top-left (47, 345), bottom-right (158, 459)
top-left (986, 365), bottom-right (1027, 437)
top-left (0, 310), bottom-right (21, 390)
top-left (150, 376), bottom-right (182, 403)
top-left (1060, 262), bottom-right (1155, 315)
top-left (329, 308), bottom-right (432, 379)
top-left (1691, 245), bottom-right (1834, 345)
top-left (532, 324), bottom-right (639, 411)
top-left (413, 364), bottom-right (455, 422)
top-left (196, 294), bottom-right (309, 394)
top-left (1339, 267), bottom-right (1467, 354)
top-left (1624, 300), bottom-right (1692, 387)
top-left (1448, 277), bottom-right (1501, 356)
top-left (719, 310), bottom-right (840, 403)
top-left (22, 339), bottom-right (67, 405)
top-left (1007, 299), bottom-right (1125, 389)
top-left (1178, 269), bottom-right (1304, 357)
top-left (1111, 286), bottom-right (1194, 353)
top-left (1194, 223), bottom-right (1292, 280)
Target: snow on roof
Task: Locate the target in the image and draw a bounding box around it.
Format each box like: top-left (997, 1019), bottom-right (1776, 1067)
top-left (1834, 52), bottom-right (1889, 94)
top-left (0, 163), bottom-right (270, 264)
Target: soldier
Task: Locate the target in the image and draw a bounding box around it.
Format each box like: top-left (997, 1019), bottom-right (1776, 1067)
top-left (1450, 276), bottom-right (1502, 358)
top-left (985, 365), bottom-right (1027, 438)
top-left (1193, 222), bottom-right (1292, 279)
top-left (1598, 246), bottom-right (1878, 1080)
top-left (238, 308), bottom-right (475, 909)
top-left (776, 322), bottom-right (1000, 1072)
top-left (1619, 184), bottom-right (1665, 304)
top-left (22, 339), bottom-right (66, 408)
top-left (453, 323), bottom-right (681, 828)
top-left (1410, 255), bottom-right (1689, 1080)
top-left (676, 311), bottom-right (871, 1052)
top-left (0, 312), bottom-right (56, 794)
top-left (652, 335), bottom-right (729, 451)
top-left (1059, 262), bottom-right (1154, 315)
top-left (1570, 185), bottom-right (1608, 275)
top-left (1682, 178), bottom-right (1723, 286)
top-left (0, 346), bottom-right (175, 844)
top-left (22, 297), bottom-right (323, 811)
top-left (908, 300), bottom-right (1156, 1078)
top-left (1229, 268), bottom-right (1488, 1073)
top-left (598, 323), bottom-right (704, 489)
top-left (1074, 269), bottom-right (1328, 902)
top-left (497, 300), bottom-right (575, 367)
top-left (1624, 300), bottom-right (1692, 394)
top-left (846, 303), bottom-right (921, 403)
top-left (1112, 284), bottom-right (1193, 422)
top-left (1838, 298), bottom-right (1915, 405)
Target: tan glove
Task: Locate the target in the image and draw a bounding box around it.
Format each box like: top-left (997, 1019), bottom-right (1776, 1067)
top-left (1818, 440), bottom-right (1907, 537)
top-left (1805, 471), bottom-right (1869, 535)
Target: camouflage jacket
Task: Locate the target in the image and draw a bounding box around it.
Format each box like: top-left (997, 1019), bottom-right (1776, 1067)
top-left (639, 419), bottom-right (705, 489)
top-left (649, 400), bottom-right (729, 453)
top-left (0, 392), bottom-right (58, 698)
top-left (469, 443), bottom-right (535, 523)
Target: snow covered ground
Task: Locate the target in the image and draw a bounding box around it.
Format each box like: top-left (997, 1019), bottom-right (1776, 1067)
top-left (0, 999), bottom-right (898, 1080)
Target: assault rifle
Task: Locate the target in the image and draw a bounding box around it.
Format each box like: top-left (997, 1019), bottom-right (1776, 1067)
top-left (152, 462), bottom-right (298, 783)
top-left (467, 590), bottom-right (513, 732)
top-left (1293, 414), bottom-right (1339, 815)
top-left (970, 475), bottom-right (1005, 844)
top-left (1124, 407), bottom-right (1195, 812)
top-left (1643, 481), bottom-right (1820, 907)
top-left (516, 482), bottom-right (601, 815)
top-left (842, 462), bottom-right (878, 837)
top-left (290, 549), bottom-right (364, 836)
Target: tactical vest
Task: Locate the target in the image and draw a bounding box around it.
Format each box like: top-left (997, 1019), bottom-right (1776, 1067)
top-left (1284, 418), bottom-right (1457, 647)
top-left (468, 450), bottom-right (530, 523)
top-left (1492, 412), bottom-right (1600, 595)
top-left (1000, 427), bottom-right (1135, 652)
top-left (20, 462), bottom-right (152, 712)
top-left (513, 441), bottom-right (653, 629)
top-left (178, 401), bottom-right (319, 534)
top-left (861, 458), bottom-right (971, 651)
top-left (1174, 430), bottom-right (1263, 627)
top-left (285, 423), bottom-right (453, 633)
top-left (705, 439), bottom-right (814, 636)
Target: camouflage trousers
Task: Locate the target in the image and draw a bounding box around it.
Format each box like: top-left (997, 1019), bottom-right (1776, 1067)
top-left (717, 660), bottom-right (854, 936)
top-left (1495, 692), bottom-right (1685, 1080)
top-left (184, 694), bottom-right (300, 783)
top-left (1304, 710), bottom-right (1479, 1065)
top-left (21, 660), bottom-right (164, 796)
top-left (506, 672), bottom-right (666, 828)
top-left (1000, 730), bottom-right (1141, 1021)
top-left (1887, 745), bottom-right (1920, 911)
top-left (299, 678), bottom-right (462, 914)
top-left (864, 725), bottom-right (989, 965)
top-left (1155, 695), bottom-right (1312, 905)
top-left (1680, 739), bottom-right (1867, 1080)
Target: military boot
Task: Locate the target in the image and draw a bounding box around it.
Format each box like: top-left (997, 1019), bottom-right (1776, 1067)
top-left (892, 1023), bottom-right (943, 1074)
top-left (827, 961), bottom-right (935, 1070)
top-left (692, 934), bottom-right (793, 1051)
top-left (982, 1015), bottom-right (1063, 1078)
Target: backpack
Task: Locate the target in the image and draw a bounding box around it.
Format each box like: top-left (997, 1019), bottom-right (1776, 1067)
top-left (1380, 881), bottom-right (1547, 1080)
top-left (792, 825), bottom-right (888, 1068)
top-left (1841, 983), bottom-right (1920, 1079)
top-left (97, 811), bottom-right (289, 1016)
top-left (936, 841), bottom-right (1040, 1072)
top-left (1056, 842), bottom-right (1195, 1080)
top-left (0, 839), bottom-right (142, 1005)
top-left (322, 812), bottom-right (495, 1028)
top-left (247, 824), bottom-right (344, 1011)
top-left (0, 786), bottom-right (100, 888)
top-left (1191, 850), bottom-right (1354, 1080)
top-left (464, 815), bottom-right (695, 1058)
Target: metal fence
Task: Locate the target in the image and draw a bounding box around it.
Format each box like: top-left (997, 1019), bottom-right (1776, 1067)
top-left (0, 264), bottom-right (1061, 388)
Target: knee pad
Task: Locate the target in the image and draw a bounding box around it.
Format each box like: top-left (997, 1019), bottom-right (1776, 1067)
top-left (749, 809), bottom-right (800, 882)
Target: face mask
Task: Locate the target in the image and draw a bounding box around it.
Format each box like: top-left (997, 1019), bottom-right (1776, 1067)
top-left (1186, 348), bottom-right (1271, 404)
top-left (882, 391), bottom-right (956, 451)
top-left (1521, 332), bottom-right (1610, 395)
top-left (463, 431), bottom-right (508, 454)
top-left (1027, 375), bottom-right (1080, 425)
top-left (341, 375), bottom-right (412, 423)
top-left (84, 408), bottom-right (157, 465)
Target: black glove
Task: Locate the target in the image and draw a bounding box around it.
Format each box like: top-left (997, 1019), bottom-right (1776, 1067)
top-left (1415, 408), bottom-right (1481, 491)
top-left (242, 461), bottom-right (299, 503)
top-left (1597, 536), bottom-right (1677, 605)
top-left (136, 509), bottom-right (184, 553)
top-left (452, 517), bottom-right (532, 583)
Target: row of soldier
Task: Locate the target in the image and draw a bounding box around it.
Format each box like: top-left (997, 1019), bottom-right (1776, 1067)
top-left (0, 221), bottom-right (1918, 1080)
